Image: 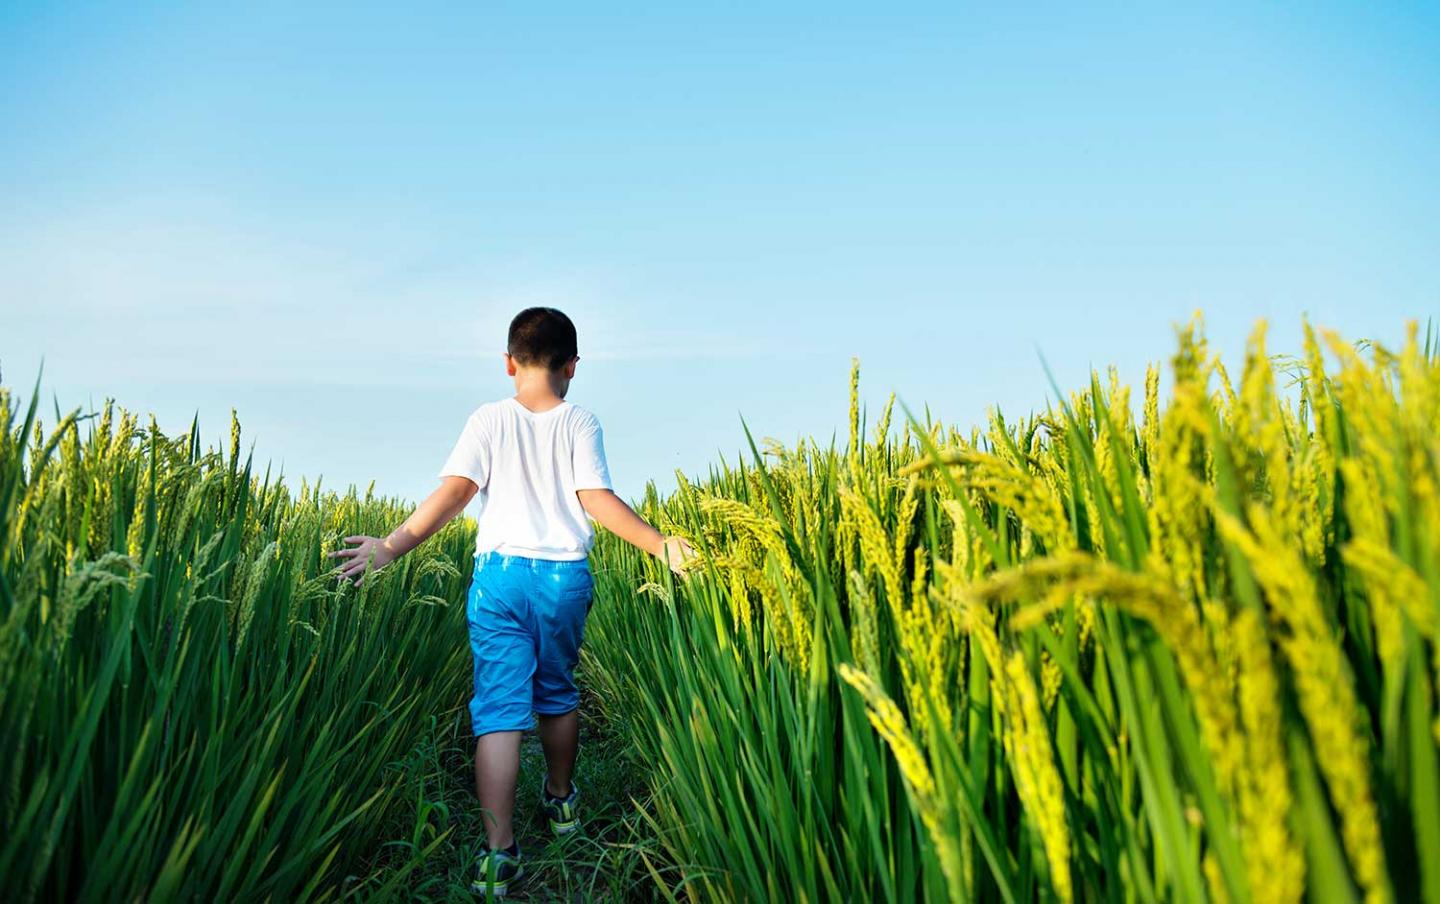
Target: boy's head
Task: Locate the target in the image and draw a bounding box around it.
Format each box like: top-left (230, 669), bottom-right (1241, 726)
top-left (506, 307), bottom-right (578, 376)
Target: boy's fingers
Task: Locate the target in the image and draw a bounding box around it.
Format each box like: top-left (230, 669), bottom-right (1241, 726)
top-left (343, 535), bottom-right (365, 543)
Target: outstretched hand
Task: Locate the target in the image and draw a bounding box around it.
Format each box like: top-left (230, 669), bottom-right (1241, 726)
top-left (328, 535), bottom-right (396, 586)
top-left (658, 535), bottom-right (699, 577)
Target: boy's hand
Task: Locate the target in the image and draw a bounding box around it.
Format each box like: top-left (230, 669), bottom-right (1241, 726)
top-left (328, 535), bottom-right (396, 586)
top-left (657, 536), bottom-right (698, 577)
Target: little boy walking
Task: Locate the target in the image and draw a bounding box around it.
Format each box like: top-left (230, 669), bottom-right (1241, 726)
top-left (329, 307), bottom-right (693, 896)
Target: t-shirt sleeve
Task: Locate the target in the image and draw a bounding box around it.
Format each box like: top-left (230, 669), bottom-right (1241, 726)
top-left (437, 412), bottom-right (491, 489)
top-left (572, 416), bottom-right (613, 491)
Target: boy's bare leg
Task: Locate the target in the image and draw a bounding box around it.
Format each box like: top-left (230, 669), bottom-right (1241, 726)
top-left (537, 709), bottom-right (579, 797)
top-left (474, 731), bottom-right (522, 849)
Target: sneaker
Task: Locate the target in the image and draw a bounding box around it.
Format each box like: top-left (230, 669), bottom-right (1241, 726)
top-left (540, 778), bottom-right (581, 836)
top-left (472, 843), bottom-right (523, 897)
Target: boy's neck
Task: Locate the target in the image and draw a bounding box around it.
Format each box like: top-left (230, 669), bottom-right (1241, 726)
top-left (512, 370), bottom-right (569, 412)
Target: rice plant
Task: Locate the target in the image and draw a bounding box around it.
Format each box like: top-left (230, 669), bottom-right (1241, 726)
top-left (583, 318), bottom-right (1440, 903)
top-left (0, 387), bottom-right (476, 901)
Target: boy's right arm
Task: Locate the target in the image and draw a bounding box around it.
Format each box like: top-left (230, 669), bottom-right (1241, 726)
top-left (577, 488), bottom-right (696, 575)
top-left (329, 476), bottom-right (477, 585)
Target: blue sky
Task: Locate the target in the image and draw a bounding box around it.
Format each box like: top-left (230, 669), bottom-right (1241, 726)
top-left (3, 3), bottom-right (1437, 504)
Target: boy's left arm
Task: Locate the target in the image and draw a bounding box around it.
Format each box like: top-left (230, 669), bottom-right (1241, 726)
top-left (577, 489), bottom-right (695, 575)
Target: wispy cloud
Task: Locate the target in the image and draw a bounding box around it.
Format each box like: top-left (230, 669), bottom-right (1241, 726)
top-left (1, 202), bottom-right (787, 396)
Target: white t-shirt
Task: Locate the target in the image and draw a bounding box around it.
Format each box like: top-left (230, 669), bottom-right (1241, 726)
top-left (437, 397), bottom-right (613, 561)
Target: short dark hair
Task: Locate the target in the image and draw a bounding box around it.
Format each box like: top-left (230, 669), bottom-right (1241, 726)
top-left (507, 307), bottom-right (578, 371)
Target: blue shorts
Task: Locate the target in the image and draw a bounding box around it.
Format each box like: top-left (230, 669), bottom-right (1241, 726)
top-left (466, 551), bottom-right (595, 736)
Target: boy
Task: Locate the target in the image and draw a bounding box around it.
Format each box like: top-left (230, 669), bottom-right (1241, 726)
top-left (328, 307), bottom-right (693, 897)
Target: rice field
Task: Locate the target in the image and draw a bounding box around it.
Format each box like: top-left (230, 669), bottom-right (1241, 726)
top-left (583, 319), bottom-right (1440, 903)
top-left (3, 317), bottom-right (1437, 902)
top-left (0, 396), bottom-right (477, 900)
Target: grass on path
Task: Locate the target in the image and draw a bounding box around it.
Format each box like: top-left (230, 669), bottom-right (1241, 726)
top-left (346, 675), bottom-right (676, 903)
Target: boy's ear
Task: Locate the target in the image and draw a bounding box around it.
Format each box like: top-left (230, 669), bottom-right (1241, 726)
top-left (563, 356), bottom-right (579, 379)
top-left (504, 353), bottom-right (517, 377)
